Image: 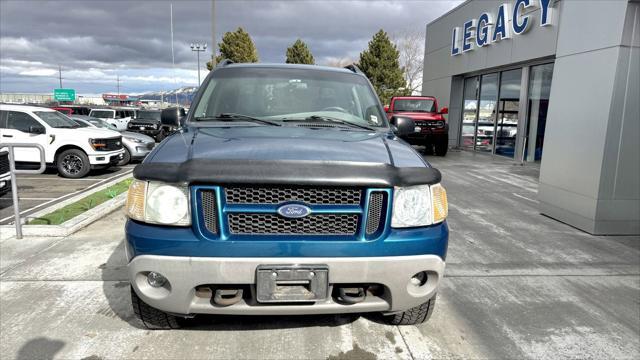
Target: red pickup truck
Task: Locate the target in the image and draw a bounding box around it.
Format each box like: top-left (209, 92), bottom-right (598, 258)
top-left (385, 96), bottom-right (449, 156)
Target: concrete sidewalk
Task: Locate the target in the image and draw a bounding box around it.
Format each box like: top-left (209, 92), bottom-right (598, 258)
top-left (1, 151), bottom-right (638, 359)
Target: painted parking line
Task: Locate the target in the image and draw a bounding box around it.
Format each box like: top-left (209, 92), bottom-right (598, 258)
top-left (15, 177), bottom-right (102, 181)
top-left (0, 169), bottom-right (133, 224)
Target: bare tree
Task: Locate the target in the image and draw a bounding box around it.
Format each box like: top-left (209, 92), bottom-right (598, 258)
top-left (393, 30), bottom-right (425, 95)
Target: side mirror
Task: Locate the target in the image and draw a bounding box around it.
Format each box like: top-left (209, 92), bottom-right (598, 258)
top-left (389, 116), bottom-right (414, 136)
top-left (29, 125), bottom-right (45, 134)
top-left (161, 107), bottom-right (182, 127)
top-left (439, 106), bottom-right (448, 115)
top-left (384, 105), bottom-right (390, 113)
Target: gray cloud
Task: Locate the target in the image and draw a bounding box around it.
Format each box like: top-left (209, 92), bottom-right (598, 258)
top-left (0, 0), bottom-right (461, 93)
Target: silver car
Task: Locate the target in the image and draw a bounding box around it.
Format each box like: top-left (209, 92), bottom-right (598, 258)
top-left (70, 116), bottom-right (155, 166)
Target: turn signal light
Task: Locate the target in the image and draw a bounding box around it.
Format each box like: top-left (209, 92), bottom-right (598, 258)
top-left (430, 183), bottom-right (448, 224)
top-left (125, 179), bottom-right (147, 221)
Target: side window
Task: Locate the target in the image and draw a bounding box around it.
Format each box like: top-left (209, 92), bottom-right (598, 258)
top-left (0, 110), bottom-right (8, 128)
top-left (6, 111), bottom-right (43, 132)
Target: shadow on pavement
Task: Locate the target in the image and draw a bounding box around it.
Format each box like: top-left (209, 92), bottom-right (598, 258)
top-left (100, 240), bottom-right (359, 331)
top-left (16, 337), bottom-right (65, 360)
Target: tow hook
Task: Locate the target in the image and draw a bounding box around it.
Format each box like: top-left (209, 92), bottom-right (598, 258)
top-left (338, 287), bottom-right (366, 304)
top-left (213, 289), bottom-right (243, 306)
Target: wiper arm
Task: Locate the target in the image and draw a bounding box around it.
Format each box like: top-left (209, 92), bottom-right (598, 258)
top-left (194, 113), bottom-right (281, 126)
top-left (302, 115), bottom-right (375, 131)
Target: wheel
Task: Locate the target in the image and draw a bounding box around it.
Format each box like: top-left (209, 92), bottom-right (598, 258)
top-left (117, 148), bottom-right (131, 166)
top-left (385, 296), bottom-right (437, 325)
top-left (56, 149), bottom-right (90, 178)
top-left (130, 286), bottom-right (181, 329)
top-left (155, 129), bottom-right (166, 142)
top-left (434, 136), bottom-right (448, 156)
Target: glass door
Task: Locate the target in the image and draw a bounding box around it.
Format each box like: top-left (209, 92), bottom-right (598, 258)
top-left (495, 69), bottom-right (522, 157)
top-left (526, 63), bottom-right (554, 161)
top-left (461, 77), bottom-right (479, 150)
top-left (475, 73), bottom-right (499, 153)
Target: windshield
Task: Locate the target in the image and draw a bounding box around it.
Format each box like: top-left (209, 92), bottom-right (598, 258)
top-left (70, 119), bottom-right (90, 128)
top-left (88, 118), bottom-right (117, 130)
top-left (136, 111), bottom-right (161, 121)
top-left (394, 99), bottom-right (436, 112)
top-left (193, 67), bottom-right (387, 128)
top-left (90, 110), bottom-right (114, 119)
top-left (34, 111), bottom-right (78, 128)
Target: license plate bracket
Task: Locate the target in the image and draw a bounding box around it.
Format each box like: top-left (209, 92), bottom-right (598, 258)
top-left (256, 264), bottom-right (329, 303)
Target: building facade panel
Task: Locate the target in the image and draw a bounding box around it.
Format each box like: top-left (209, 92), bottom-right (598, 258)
top-left (422, 0), bottom-right (639, 234)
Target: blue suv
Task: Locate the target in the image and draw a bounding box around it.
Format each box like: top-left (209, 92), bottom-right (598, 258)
top-left (124, 62), bottom-right (449, 329)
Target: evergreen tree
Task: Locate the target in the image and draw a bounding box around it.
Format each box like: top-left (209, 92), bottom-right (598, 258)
top-left (285, 39), bottom-right (315, 65)
top-left (206, 27), bottom-right (259, 70)
top-left (358, 29), bottom-right (407, 104)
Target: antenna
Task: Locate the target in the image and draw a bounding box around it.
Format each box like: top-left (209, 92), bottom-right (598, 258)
top-left (211, 0), bottom-right (216, 66)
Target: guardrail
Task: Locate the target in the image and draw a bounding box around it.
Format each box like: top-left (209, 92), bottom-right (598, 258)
top-left (3, 143), bottom-right (46, 239)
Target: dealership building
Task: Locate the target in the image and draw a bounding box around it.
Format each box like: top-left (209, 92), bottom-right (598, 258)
top-left (422, 0), bottom-right (639, 234)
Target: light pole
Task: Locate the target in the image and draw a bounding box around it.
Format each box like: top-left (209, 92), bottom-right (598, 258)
top-left (190, 42), bottom-right (207, 85)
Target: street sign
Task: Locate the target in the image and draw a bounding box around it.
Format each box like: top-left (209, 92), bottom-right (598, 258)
top-left (53, 88), bottom-right (76, 101)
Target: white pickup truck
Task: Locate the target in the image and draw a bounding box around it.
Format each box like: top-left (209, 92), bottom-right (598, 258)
top-left (88, 108), bottom-right (135, 130)
top-left (0, 105), bottom-right (125, 178)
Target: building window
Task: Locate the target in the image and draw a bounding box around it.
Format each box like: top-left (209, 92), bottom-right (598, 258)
top-left (495, 69), bottom-right (522, 157)
top-left (475, 73), bottom-right (499, 153)
top-left (461, 77), bottom-right (479, 150)
top-left (525, 63), bottom-right (554, 161)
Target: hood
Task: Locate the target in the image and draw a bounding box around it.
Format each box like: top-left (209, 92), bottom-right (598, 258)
top-left (121, 131), bottom-right (155, 143)
top-left (148, 125), bottom-right (427, 168)
top-left (394, 112), bottom-right (443, 121)
top-left (56, 127), bottom-right (121, 139)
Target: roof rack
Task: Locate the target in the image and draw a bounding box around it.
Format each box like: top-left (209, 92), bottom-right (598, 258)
top-left (344, 64), bottom-right (364, 74)
top-left (216, 59), bottom-right (235, 68)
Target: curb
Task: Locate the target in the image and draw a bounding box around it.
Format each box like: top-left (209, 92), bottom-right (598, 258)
top-left (0, 192), bottom-right (127, 239)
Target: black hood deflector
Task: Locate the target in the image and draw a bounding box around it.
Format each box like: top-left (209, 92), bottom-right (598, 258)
top-left (133, 159), bottom-right (441, 187)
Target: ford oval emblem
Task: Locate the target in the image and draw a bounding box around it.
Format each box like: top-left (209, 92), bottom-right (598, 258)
top-left (277, 203), bottom-right (311, 218)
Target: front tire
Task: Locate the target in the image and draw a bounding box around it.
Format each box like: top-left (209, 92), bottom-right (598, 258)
top-left (385, 296), bottom-right (437, 325)
top-left (130, 287), bottom-right (181, 329)
top-left (56, 149), bottom-right (91, 178)
top-left (117, 148), bottom-right (131, 166)
top-left (434, 136), bottom-right (448, 156)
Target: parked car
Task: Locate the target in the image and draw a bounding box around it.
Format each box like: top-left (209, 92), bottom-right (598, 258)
top-left (70, 115), bottom-right (155, 166)
top-left (64, 105), bottom-right (92, 116)
top-left (0, 149), bottom-right (10, 196)
top-left (0, 105), bottom-right (124, 178)
top-left (88, 108), bottom-right (134, 130)
top-left (385, 96), bottom-right (449, 156)
top-left (127, 110), bottom-right (164, 141)
top-left (50, 107), bottom-right (73, 115)
top-left (124, 62), bottom-right (449, 329)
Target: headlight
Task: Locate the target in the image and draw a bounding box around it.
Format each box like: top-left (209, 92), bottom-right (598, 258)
top-left (125, 179), bottom-right (191, 226)
top-left (391, 183), bottom-right (447, 228)
top-left (124, 136), bottom-right (144, 143)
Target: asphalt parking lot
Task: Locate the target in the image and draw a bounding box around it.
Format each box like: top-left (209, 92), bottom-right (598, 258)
top-left (1, 150), bottom-right (638, 359)
top-left (0, 165), bottom-right (135, 225)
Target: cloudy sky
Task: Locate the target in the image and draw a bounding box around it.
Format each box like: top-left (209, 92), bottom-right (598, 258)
top-left (0, 0), bottom-right (461, 94)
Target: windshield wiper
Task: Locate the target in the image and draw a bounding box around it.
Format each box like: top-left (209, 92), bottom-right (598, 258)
top-left (297, 115), bottom-right (375, 131)
top-left (194, 113), bottom-right (281, 126)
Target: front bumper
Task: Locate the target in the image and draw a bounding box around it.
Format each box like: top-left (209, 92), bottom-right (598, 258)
top-left (128, 143), bottom-right (155, 160)
top-left (88, 149), bottom-right (125, 166)
top-left (128, 254), bottom-right (445, 316)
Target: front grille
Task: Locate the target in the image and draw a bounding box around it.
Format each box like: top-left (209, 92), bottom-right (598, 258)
top-left (0, 151), bottom-right (9, 175)
top-left (366, 192), bottom-right (385, 234)
top-left (228, 213), bottom-right (359, 235)
top-left (201, 190), bottom-right (218, 233)
top-left (225, 187), bottom-right (361, 205)
top-left (128, 122), bottom-right (157, 130)
top-left (96, 137), bottom-right (123, 151)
